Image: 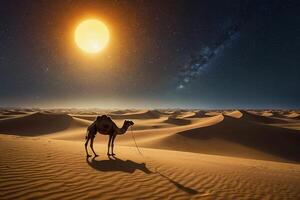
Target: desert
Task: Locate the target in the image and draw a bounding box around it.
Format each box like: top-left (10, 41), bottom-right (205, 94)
top-left (1, 109), bottom-right (300, 199)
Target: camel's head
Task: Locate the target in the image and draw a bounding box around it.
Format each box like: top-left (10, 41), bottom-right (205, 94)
top-left (125, 120), bottom-right (134, 127)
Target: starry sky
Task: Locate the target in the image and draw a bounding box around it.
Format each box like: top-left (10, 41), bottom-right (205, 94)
top-left (0, 0), bottom-right (299, 109)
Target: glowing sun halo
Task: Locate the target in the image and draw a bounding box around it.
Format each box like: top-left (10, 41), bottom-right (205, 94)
top-left (75, 19), bottom-right (109, 53)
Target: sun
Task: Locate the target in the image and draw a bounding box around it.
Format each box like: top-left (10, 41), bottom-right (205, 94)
top-left (74, 19), bottom-right (110, 54)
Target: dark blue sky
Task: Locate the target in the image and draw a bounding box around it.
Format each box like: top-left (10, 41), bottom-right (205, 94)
top-left (0, 0), bottom-right (299, 108)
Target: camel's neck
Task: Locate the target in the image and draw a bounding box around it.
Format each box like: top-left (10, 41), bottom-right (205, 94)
top-left (117, 121), bottom-right (130, 134)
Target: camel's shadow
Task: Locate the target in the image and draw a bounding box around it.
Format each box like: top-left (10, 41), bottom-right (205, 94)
top-left (86, 156), bottom-right (152, 174)
top-left (86, 156), bottom-right (198, 195)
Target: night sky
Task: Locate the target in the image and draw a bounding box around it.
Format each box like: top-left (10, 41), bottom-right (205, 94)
top-left (0, 0), bottom-right (299, 109)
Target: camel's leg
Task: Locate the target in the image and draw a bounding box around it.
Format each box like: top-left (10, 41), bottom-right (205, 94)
top-left (90, 136), bottom-right (98, 157)
top-left (85, 135), bottom-right (91, 157)
top-left (107, 135), bottom-right (112, 156)
top-left (111, 135), bottom-right (117, 156)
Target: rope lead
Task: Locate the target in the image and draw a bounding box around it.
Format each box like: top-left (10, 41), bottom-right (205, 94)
top-left (130, 126), bottom-right (144, 157)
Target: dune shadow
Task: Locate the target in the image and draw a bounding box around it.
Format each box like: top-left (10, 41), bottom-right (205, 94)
top-left (86, 156), bottom-right (198, 195)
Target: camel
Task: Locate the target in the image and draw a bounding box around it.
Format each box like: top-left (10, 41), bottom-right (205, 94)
top-left (85, 115), bottom-right (134, 157)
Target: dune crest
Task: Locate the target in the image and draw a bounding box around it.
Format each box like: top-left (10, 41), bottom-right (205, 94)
top-left (240, 110), bottom-right (288, 124)
top-left (223, 110), bottom-right (243, 118)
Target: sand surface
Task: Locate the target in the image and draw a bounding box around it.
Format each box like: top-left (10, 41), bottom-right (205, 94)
top-left (1, 109), bottom-right (300, 199)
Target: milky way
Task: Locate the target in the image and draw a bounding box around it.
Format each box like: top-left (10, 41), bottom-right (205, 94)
top-left (176, 0), bottom-right (283, 90)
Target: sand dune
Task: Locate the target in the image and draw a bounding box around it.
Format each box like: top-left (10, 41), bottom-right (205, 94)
top-left (110, 110), bottom-right (129, 114)
top-left (259, 111), bottom-right (273, 117)
top-left (71, 114), bottom-right (96, 121)
top-left (112, 117), bottom-right (175, 131)
top-left (187, 110), bottom-right (207, 118)
top-left (205, 111), bottom-right (222, 116)
top-left (163, 116), bottom-right (191, 125)
top-left (1, 110), bottom-right (28, 115)
top-left (286, 111), bottom-right (300, 119)
top-left (269, 111), bottom-right (286, 118)
top-left (259, 110), bottom-right (298, 119)
top-left (223, 110), bottom-right (242, 118)
top-left (240, 110), bottom-right (288, 124)
top-left (109, 109), bottom-right (139, 115)
top-left (0, 115), bottom-right (15, 119)
top-left (168, 110), bottom-right (183, 117)
top-left (290, 116), bottom-right (300, 120)
top-left (1, 135), bottom-right (300, 200)
top-left (168, 110), bottom-right (195, 118)
top-left (0, 112), bottom-right (85, 136)
top-left (144, 115), bottom-right (300, 162)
